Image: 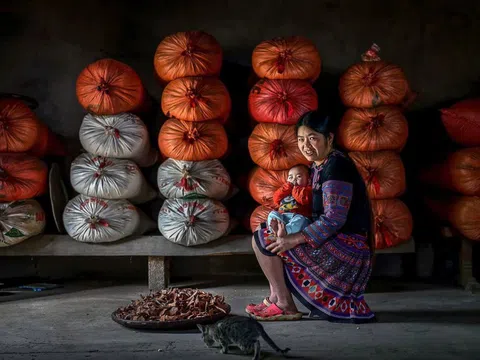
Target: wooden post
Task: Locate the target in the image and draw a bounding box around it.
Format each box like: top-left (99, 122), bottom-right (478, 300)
top-left (459, 238), bottom-right (480, 293)
top-left (148, 256), bottom-right (170, 291)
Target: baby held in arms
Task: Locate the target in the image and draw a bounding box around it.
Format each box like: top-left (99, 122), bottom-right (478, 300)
top-left (268, 164), bottom-right (312, 237)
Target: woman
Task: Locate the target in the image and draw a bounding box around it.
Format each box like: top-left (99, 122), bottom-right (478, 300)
top-left (247, 110), bottom-right (376, 323)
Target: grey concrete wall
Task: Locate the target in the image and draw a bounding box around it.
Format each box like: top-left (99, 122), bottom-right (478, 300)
top-left (1, 0), bottom-right (478, 281)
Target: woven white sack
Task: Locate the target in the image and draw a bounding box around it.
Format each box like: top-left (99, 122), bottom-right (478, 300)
top-left (0, 200), bottom-right (46, 247)
top-left (158, 198), bottom-right (229, 246)
top-left (157, 159), bottom-right (231, 200)
top-left (79, 113), bottom-right (158, 167)
top-left (70, 153), bottom-right (156, 204)
top-left (63, 195), bottom-right (155, 243)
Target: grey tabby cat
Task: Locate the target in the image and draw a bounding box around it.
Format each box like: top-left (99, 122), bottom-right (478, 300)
top-left (197, 315), bottom-right (290, 360)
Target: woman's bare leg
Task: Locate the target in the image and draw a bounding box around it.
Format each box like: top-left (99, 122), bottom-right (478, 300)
top-left (252, 237), bottom-right (298, 312)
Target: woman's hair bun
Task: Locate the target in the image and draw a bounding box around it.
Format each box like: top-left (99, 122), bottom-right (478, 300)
top-left (296, 110), bottom-right (336, 136)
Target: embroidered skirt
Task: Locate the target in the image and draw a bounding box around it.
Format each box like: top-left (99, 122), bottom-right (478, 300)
top-left (254, 226), bottom-right (376, 323)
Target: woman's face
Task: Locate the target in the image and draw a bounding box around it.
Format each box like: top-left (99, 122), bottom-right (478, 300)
top-left (297, 125), bottom-right (333, 164)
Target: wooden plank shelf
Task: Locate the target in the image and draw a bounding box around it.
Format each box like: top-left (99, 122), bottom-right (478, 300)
top-left (0, 234), bottom-right (415, 290)
top-left (0, 234), bottom-right (253, 257)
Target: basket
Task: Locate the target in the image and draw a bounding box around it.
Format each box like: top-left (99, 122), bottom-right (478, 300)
top-left (111, 304), bottom-right (231, 330)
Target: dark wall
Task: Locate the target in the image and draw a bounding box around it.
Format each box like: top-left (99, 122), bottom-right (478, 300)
top-left (2, 0), bottom-right (480, 140)
top-left (1, 0), bottom-right (479, 281)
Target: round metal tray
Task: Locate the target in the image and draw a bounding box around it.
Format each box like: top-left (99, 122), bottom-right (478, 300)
top-left (111, 304), bottom-right (231, 330)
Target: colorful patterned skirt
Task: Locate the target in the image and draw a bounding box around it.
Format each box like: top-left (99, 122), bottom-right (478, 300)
top-left (254, 226), bottom-right (377, 323)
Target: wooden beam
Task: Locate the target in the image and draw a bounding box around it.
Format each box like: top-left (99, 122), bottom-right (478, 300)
top-left (148, 256), bottom-right (170, 291)
top-left (459, 238), bottom-right (480, 293)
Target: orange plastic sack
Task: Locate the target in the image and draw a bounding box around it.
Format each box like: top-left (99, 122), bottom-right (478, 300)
top-left (248, 79), bottom-right (318, 125)
top-left (339, 45), bottom-right (409, 108)
top-left (252, 36), bottom-right (321, 82)
top-left (425, 196), bottom-right (480, 241)
top-left (349, 151), bottom-right (406, 199)
top-left (154, 31), bottom-right (223, 83)
top-left (248, 123), bottom-right (310, 171)
top-left (0, 98), bottom-right (65, 157)
top-left (250, 205), bottom-right (274, 232)
top-left (371, 199), bottom-right (413, 249)
top-left (158, 118), bottom-right (228, 161)
top-left (440, 98), bottom-right (480, 147)
top-left (248, 167), bottom-right (288, 207)
top-left (0, 153), bottom-right (48, 201)
top-left (337, 106), bottom-right (408, 152)
top-left (420, 147), bottom-right (480, 196)
top-left (76, 58), bottom-right (146, 115)
top-left (161, 77), bottom-right (231, 123)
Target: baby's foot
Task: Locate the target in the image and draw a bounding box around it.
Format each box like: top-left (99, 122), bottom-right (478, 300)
top-left (270, 219), bottom-right (279, 235)
top-left (277, 221), bottom-right (287, 237)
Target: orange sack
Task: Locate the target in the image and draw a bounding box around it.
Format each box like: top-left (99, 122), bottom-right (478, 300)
top-left (425, 195), bottom-right (480, 241)
top-left (337, 106), bottom-right (408, 152)
top-left (248, 123), bottom-right (310, 171)
top-left (0, 153), bottom-right (48, 201)
top-left (158, 118), bottom-right (228, 161)
top-left (248, 79), bottom-right (318, 125)
top-left (420, 147), bottom-right (480, 196)
top-left (161, 76), bottom-right (231, 123)
top-left (349, 151), bottom-right (406, 199)
top-left (371, 199), bottom-right (413, 249)
top-left (440, 98), bottom-right (480, 147)
top-left (248, 167), bottom-right (288, 207)
top-left (339, 57), bottom-right (409, 108)
top-left (154, 31), bottom-right (223, 83)
top-left (252, 36), bottom-right (321, 82)
top-left (0, 98), bottom-right (65, 157)
top-left (76, 58), bottom-right (146, 115)
top-left (250, 205), bottom-right (274, 232)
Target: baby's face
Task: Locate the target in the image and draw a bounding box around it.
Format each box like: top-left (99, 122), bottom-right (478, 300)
top-left (287, 166), bottom-right (309, 186)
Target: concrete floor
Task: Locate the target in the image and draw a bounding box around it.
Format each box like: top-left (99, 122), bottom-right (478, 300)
top-left (0, 281), bottom-right (480, 360)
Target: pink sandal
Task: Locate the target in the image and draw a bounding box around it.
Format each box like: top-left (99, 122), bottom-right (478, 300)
top-left (250, 303), bottom-right (303, 321)
top-left (245, 297), bottom-right (272, 315)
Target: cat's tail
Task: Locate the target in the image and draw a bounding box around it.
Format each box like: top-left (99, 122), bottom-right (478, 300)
top-left (257, 323), bottom-right (291, 356)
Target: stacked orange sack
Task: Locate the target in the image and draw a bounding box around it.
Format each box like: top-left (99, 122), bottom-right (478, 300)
top-left (76, 58), bottom-right (150, 116)
top-left (0, 96), bottom-right (66, 246)
top-left (422, 106), bottom-right (480, 241)
top-left (154, 31), bottom-right (231, 246)
top-left (338, 44), bottom-right (414, 250)
top-left (247, 36), bottom-right (321, 231)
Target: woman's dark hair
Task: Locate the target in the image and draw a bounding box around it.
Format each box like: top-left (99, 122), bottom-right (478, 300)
top-left (295, 110), bottom-right (336, 137)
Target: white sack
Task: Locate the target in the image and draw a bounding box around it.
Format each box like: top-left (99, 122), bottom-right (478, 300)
top-left (0, 200), bottom-right (46, 247)
top-left (157, 159), bottom-right (231, 200)
top-left (63, 195), bottom-right (155, 243)
top-left (70, 153), bottom-right (157, 204)
top-left (158, 198), bottom-right (230, 246)
top-left (79, 113), bottom-right (158, 167)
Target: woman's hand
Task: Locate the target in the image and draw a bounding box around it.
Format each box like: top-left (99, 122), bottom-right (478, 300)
top-left (266, 223), bottom-right (303, 254)
top-left (266, 234), bottom-right (302, 254)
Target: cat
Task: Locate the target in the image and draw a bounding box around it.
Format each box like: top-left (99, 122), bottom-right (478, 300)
top-left (197, 315), bottom-right (291, 360)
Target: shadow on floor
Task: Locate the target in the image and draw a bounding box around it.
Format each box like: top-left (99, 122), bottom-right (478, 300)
top-left (0, 279), bottom-right (133, 303)
top-left (366, 279), bottom-right (456, 293)
top-left (375, 309), bottom-right (480, 324)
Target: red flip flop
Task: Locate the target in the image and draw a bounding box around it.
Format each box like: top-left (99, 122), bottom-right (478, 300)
top-left (250, 303), bottom-right (303, 321)
top-left (245, 297), bottom-right (271, 315)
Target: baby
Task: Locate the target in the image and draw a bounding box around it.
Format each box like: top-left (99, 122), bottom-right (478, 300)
top-left (267, 164), bottom-right (312, 237)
